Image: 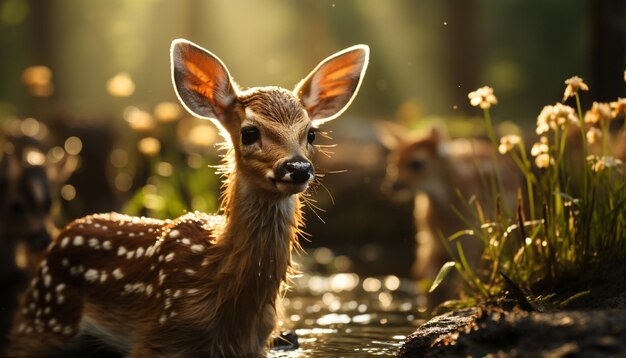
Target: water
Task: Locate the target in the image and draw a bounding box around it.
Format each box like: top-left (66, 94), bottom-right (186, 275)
top-left (270, 270), bottom-right (427, 357)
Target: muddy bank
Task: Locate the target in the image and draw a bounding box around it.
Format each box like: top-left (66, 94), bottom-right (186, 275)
top-left (398, 305), bottom-right (626, 357)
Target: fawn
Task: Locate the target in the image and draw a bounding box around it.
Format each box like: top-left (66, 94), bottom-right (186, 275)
top-left (376, 122), bottom-right (518, 305)
top-left (6, 39), bottom-right (369, 357)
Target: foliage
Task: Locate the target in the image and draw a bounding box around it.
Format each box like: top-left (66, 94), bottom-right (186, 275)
top-left (122, 117), bottom-right (221, 220)
top-left (433, 76), bottom-right (626, 302)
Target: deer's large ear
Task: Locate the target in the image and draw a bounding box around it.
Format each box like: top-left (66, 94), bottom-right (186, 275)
top-left (171, 39), bottom-right (237, 123)
top-left (295, 45), bottom-right (369, 126)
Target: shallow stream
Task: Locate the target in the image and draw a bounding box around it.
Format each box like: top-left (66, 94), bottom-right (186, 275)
top-left (270, 261), bottom-right (427, 357)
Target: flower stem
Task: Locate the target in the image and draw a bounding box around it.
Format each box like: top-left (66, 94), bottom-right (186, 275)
top-left (483, 108), bottom-right (510, 217)
top-left (575, 93), bottom-right (589, 197)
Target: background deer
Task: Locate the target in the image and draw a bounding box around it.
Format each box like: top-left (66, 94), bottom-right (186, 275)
top-left (6, 39), bottom-right (369, 357)
top-left (376, 122), bottom-right (518, 307)
top-left (0, 136), bottom-right (79, 352)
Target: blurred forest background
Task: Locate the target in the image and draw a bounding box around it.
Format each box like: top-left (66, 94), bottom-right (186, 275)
top-left (1, 0), bottom-right (624, 277)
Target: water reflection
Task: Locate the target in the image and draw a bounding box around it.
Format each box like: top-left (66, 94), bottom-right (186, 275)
top-left (271, 252), bottom-right (427, 357)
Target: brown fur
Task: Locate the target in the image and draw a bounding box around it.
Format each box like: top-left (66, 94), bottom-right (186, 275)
top-left (6, 40), bottom-right (369, 357)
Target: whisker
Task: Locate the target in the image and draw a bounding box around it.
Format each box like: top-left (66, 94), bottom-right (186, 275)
top-left (316, 169), bottom-right (347, 174)
top-left (301, 195), bottom-right (326, 224)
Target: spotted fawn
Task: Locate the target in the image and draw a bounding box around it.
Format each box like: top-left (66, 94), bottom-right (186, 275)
top-left (6, 39), bottom-right (369, 357)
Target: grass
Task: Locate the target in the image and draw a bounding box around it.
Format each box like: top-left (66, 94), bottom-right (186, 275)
top-left (431, 76), bottom-right (626, 305)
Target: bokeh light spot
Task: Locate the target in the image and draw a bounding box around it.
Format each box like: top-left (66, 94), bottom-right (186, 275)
top-left (61, 184), bottom-right (76, 201)
top-left (107, 72), bottom-right (135, 97)
top-left (138, 137), bottom-right (160, 156)
top-left (64, 136), bottom-right (83, 155)
top-left (154, 102), bottom-right (182, 122)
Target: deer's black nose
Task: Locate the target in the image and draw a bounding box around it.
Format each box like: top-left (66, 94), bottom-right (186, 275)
top-left (282, 157), bottom-right (313, 184)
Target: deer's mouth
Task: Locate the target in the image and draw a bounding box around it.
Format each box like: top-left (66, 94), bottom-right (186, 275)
top-left (268, 175), bottom-right (311, 195)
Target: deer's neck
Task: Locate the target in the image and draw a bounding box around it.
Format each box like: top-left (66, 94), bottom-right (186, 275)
top-left (216, 169), bottom-right (301, 294)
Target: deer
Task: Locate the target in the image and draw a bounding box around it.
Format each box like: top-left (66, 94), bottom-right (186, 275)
top-left (376, 122), bottom-right (518, 307)
top-left (6, 39), bottom-right (369, 357)
top-left (0, 140), bottom-right (79, 279)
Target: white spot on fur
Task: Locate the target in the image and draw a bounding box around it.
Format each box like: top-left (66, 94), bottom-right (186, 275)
top-left (169, 230), bottom-right (180, 238)
top-left (136, 247), bottom-right (144, 258)
top-left (84, 269), bottom-right (99, 282)
top-left (165, 253), bottom-right (174, 262)
top-left (146, 284), bottom-right (153, 296)
top-left (181, 238), bottom-right (191, 245)
top-left (146, 245), bottom-right (155, 257)
top-left (61, 258), bottom-right (69, 267)
top-left (102, 240), bottom-right (112, 250)
top-left (124, 282), bottom-right (146, 294)
top-left (45, 293), bottom-right (51, 303)
top-left (57, 295), bottom-right (65, 304)
top-left (159, 314), bottom-right (167, 324)
top-left (60, 236), bottom-right (70, 248)
top-left (117, 246), bottom-right (127, 256)
top-left (100, 272), bottom-right (108, 283)
top-left (187, 288), bottom-right (198, 294)
top-left (88, 238), bottom-right (100, 248)
top-left (173, 290), bottom-right (181, 298)
top-left (56, 283), bottom-right (66, 292)
top-left (112, 268), bottom-right (124, 280)
top-left (185, 269), bottom-right (195, 275)
top-left (73, 236), bottom-right (84, 246)
top-left (62, 326), bottom-right (73, 335)
top-left (190, 244), bottom-right (205, 253)
top-left (44, 307), bottom-right (50, 315)
top-left (126, 251), bottom-right (135, 259)
top-left (43, 274), bottom-right (52, 287)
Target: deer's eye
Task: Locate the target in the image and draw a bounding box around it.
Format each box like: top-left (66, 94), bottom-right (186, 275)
top-left (241, 126), bottom-right (260, 145)
top-left (408, 159), bottom-right (424, 172)
top-left (307, 128), bottom-right (316, 144)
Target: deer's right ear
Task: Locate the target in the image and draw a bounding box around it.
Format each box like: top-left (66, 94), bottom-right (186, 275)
top-left (171, 39), bottom-right (237, 123)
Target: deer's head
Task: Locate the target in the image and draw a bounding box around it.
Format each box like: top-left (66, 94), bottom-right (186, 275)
top-left (376, 122), bottom-right (449, 201)
top-left (171, 39), bottom-right (369, 196)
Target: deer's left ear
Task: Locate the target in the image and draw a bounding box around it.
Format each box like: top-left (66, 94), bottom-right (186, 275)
top-left (294, 45), bottom-right (369, 126)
